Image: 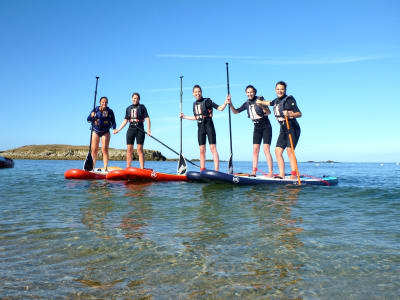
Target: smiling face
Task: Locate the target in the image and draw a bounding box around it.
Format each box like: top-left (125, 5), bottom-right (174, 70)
top-left (246, 87), bottom-right (256, 100)
top-left (99, 97), bottom-right (108, 109)
top-left (132, 94), bottom-right (140, 105)
top-left (275, 84), bottom-right (286, 98)
top-left (193, 87), bottom-right (202, 100)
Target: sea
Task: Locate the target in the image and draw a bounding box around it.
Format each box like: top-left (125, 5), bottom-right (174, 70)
top-left (0, 160), bottom-right (399, 299)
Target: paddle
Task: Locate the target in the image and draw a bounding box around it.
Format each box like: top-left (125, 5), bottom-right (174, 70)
top-left (225, 62), bottom-right (233, 174)
top-left (133, 124), bottom-right (200, 168)
top-left (83, 76), bottom-right (99, 171)
top-left (177, 76), bottom-right (187, 175)
top-left (284, 115), bottom-right (301, 185)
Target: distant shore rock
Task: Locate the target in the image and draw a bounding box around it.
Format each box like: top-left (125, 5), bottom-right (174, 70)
top-left (0, 144), bottom-right (166, 161)
top-left (306, 160), bottom-right (338, 163)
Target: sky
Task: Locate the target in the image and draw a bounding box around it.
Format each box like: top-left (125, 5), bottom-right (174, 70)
top-left (1, 0), bottom-right (399, 163)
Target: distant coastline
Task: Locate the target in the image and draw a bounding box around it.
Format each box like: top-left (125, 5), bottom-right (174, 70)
top-left (0, 145), bottom-right (166, 161)
top-left (306, 160), bottom-right (338, 163)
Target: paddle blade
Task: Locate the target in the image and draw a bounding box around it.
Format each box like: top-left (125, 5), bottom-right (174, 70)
top-left (177, 154), bottom-right (187, 175)
top-left (83, 152), bottom-right (93, 171)
top-left (228, 154), bottom-right (233, 174)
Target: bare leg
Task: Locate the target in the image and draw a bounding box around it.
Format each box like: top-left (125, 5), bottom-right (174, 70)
top-left (199, 145), bottom-right (206, 170)
top-left (101, 132), bottom-right (110, 170)
top-left (287, 147), bottom-right (297, 178)
top-left (137, 144), bottom-right (144, 169)
top-left (263, 143), bottom-right (273, 177)
top-left (252, 144), bottom-right (260, 175)
top-left (91, 132), bottom-right (100, 170)
top-left (275, 147), bottom-right (285, 178)
top-left (209, 144), bottom-right (219, 171)
top-left (126, 144), bottom-right (134, 168)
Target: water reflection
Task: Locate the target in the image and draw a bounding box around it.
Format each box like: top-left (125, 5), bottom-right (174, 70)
top-left (247, 185), bottom-right (303, 298)
top-left (119, 181), bottom-right (153, 239)
top-left (80, 181), bottom-right (116, 239)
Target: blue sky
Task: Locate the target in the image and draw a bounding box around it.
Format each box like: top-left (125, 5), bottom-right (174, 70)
top-left (1, 0), bottom-right (399, 163)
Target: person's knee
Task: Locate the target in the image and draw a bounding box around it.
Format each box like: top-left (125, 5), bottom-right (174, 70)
top-left (199, 146), bottom-right (206, 155)
top-left (275, 147), bottom-right (283, 156)
top-left (209, 144), bottom-right (217, 153)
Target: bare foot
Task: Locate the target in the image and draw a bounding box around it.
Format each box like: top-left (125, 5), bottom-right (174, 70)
top-left (265, 172), bottom-right (273, 178)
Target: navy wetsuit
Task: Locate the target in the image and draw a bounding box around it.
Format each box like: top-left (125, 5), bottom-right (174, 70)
top-left (87, 106), bottom-right (116, 136)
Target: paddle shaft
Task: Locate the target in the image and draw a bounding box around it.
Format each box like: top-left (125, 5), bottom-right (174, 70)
top-left (133, 124), bottom-right (200, 168)
top-left (180, 76), bottom-right (183, 154)
top-left (88, 76), bottom-right (100, 150)
top-left (284, 115), bottom-right (301, 185)
top-left (225, 62), bottom-right (233, 173)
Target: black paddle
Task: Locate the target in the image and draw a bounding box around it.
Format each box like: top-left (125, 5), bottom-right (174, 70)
top-left (177, 76), bottom-right (187, 175)
top-left (83, 76), bottom-right (99, 171)
top-left (133, 124), bottom-right (200, 168)
top-left (226, 63), bottom-right (233, 174)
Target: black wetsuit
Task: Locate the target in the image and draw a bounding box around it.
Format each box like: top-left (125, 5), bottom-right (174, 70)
top-left (193, 98), bottom-right (219, 146)
top-left (236, 97), bottom-right (272, 145)
top-left (124, 104), bottom-right (149, 145)
top-left (270, 95), bottom-right (301, 149)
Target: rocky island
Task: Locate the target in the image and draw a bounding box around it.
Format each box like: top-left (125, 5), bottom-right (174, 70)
top-left (0, 145), bottom-right (166, 161)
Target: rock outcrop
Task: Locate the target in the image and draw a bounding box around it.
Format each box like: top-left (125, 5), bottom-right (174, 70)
top-left (0, 145), bottom-right (166, 161)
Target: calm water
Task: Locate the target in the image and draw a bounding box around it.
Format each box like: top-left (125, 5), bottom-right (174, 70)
top-left (0, 160), bottom-right (399, 299)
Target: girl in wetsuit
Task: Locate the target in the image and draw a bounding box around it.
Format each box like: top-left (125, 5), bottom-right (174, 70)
top-left (257, 81), bottom-right (302, 179)
top-left (226, 85), bottom-right (274, 176)
top-left (113, 92), bottom-right (151, 169)
top-left (180, 85), bottom-right (228, 171)
top-left (87, 96), bottom-right (116, 170)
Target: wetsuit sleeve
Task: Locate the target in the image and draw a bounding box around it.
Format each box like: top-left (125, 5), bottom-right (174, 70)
top-left (124, 106), bottom-right (131, 120)
top-left (206, 99), bottom-right (219, 109)
top-left (269, 99), bottom-right (276, 106)
top-left (285, 96), bottom-right (300, 113)
top-left (87, 108), bottom-right (96, 122)
top-left (110, 109), bottom-right (116, 129)
top-left (142, 105), bottom-right (149, 118)
top-left (236, 102), bottom-right (247, 113)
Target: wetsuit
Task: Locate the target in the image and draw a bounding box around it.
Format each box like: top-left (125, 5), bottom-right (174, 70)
top-left (124, 104), bottom-right (149, 145)
top-left (270, 95), bottom-right (301, 149)
top-left (193, 98), bottom-right (219, 145)
top-left (236, 96), bottom-right (272, 145)
top-left (87, 106), bottom-right (116, 137)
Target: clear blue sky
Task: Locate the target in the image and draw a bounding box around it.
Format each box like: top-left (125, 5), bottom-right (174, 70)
top-left (1, 0), bottom-right (399, 163)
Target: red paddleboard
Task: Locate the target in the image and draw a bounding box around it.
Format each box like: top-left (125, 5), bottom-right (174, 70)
top-left (106, 169), bottom-right (129, 180)
top-left (125, 167), bottom-right (188, 182)
top-left (65, 167), bottom-right (122, 180)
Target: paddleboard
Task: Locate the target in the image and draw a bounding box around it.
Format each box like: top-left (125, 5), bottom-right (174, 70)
top-left (106, 169), bottom-right (129, 180)
top-left (0, 156), bottom-right (14, 169)
top-left (125, 167), bottom-right (188, 182)
top-left (64, 167), bottom-right (122, 180)
top-left (199, 169), bottom-right (338, 186)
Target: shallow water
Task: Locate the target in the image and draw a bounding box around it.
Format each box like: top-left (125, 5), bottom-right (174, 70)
top-left (0, 160), bottom-right (399, 299)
